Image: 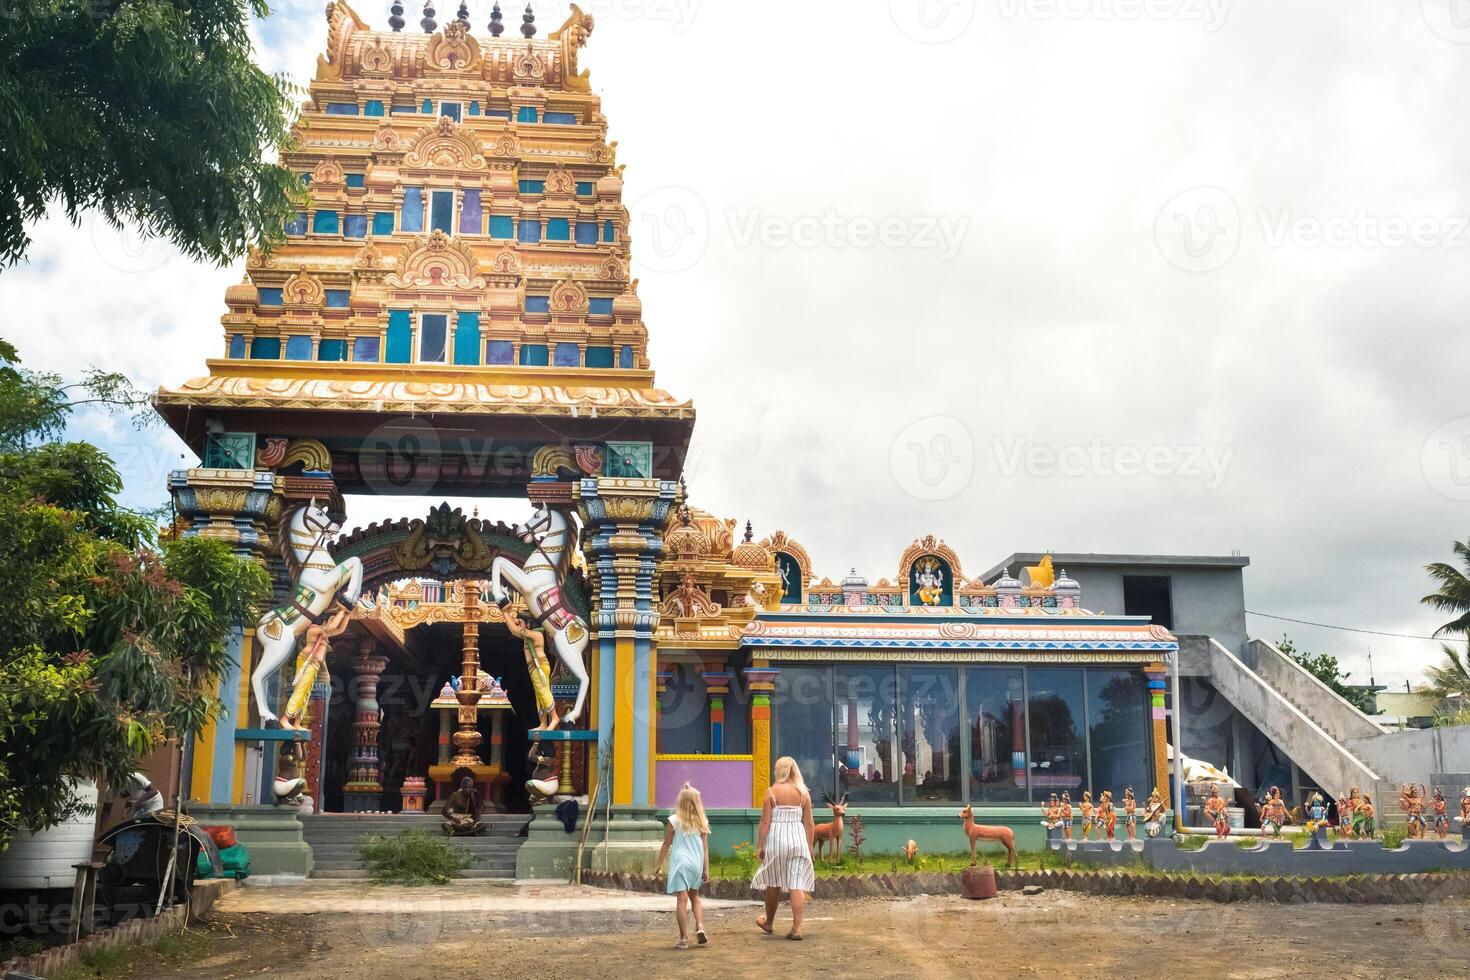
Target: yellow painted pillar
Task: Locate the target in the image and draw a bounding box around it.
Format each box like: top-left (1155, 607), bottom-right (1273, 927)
top-left (1144, 663), bottom-right (1170, 803)
top-left (745, 662), bottom-right (778, 807)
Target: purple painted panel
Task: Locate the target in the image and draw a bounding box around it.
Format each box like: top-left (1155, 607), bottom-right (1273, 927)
top-left (655, 758), bottom-right (753, 809)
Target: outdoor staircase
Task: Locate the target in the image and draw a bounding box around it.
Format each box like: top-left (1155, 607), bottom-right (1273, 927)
top-left (300, 813), bottom-right (530, 880)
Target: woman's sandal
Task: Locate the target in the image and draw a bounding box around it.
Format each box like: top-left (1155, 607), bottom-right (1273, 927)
top-left (786, 932), bottom-right (803, 941)
top-left (674, 938), bottom-right (689, 950)
top-left (756, 915), bottom-right (774, 935)
top-left (696, 927), bottom-right (708, 945)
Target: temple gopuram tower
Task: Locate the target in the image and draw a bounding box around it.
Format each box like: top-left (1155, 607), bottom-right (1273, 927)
top-left (155, 1), bottom-right (692, 863)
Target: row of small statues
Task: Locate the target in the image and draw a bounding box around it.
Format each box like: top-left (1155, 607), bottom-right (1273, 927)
top-left (1397, 783), bottom-right (1468, 840)
top-left (1040, 787), bottom-right (1170, 841)
top-left (1201, 783), bottom-right (1470, 842)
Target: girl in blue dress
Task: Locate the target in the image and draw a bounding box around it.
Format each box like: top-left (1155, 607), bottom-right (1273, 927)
top-left (657, 782), bottom-right (711, 950)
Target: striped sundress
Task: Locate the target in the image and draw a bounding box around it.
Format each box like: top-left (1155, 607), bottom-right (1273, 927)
top-left (751, 804), bottom-right (816, 893)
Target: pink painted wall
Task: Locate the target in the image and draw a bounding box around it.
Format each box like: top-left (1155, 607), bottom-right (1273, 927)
top-left (655, 758), bottom-right (753, 809)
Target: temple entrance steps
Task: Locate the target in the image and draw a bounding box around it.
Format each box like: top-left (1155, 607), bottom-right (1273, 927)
top-left (300, 813), bottom-right (529, 879)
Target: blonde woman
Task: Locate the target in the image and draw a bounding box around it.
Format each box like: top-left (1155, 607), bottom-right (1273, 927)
top-left (752, 756), bottom-right (817, 940)
top-left (657, 783), bottom-right (711, 950)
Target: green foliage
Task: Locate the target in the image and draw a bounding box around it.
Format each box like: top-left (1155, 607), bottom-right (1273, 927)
top-left (1379, 825), bottom-right (1407, 848)
top-left (0, 0), bottom-right (302, 266)
top-left (1277, 636), bottom-right (1377, 714)
top-left (847, 813), bottom-right (866, 862)
top-left (358, 830), bottom-right (473, 886)
top-left (0, 339), bottom-right (270, 846)
top-left (1423, 538), bottom-right (1470, 639)
top-left (1425, 645), bottom-right (1470, 705)
top-left (728, 840), bottom-right (760, 879)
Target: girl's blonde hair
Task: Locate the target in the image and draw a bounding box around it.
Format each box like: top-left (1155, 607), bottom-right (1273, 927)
top-left (674, 783), bottom-right (710, 835)
top-left (772, 756), bottom-right (808, 797)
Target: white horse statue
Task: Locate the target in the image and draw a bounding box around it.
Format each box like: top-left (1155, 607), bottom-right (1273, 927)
top-left (252, 500), bottom-right (365, 724)
top-left (489, 502), bottom-right (592, 725)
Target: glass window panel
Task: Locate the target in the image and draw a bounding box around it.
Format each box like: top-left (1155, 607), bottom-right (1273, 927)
top-left (486, 339), bottom-right (514, 364)
top-left (372, 211), bottom-right (395, 236)
top-left (325, 102), bottom-right (358, 115)
top-left (772, 666), bottom-right (835, 802)
top-left (440, 102), bottom-right (461, 121)
top-left (484, 108), bottom-right (511, 120)
top-left (285, 212), bottom-right (308, 236)
top-left (283, 335), bottom-right (312, 360)
top-left (429, 190), bottom-right (454, 234)
top-left (1087, 669), bottom-right (1152, 799)
top-left (257, 287), bottom-right (283, 306)
top-left (588, 297), bottom-right (613, 315)
top-left (966, 667), bottom-right (1027, 803)
top-left (324, 289), bottom-right (350, 308)
top-left (227, 334), bottom-right (246, 358)
top-left (311, 210), bottom-right (339, 234)
top-left (418, 313), bottom-right (448, 362)
top-left (401, 186), bottom-right (424, 233)
top-left (518, 343), bottom-right (549, 366)
top-left (602, 219), bottom-right (615, 242)
top-left (899, 667), bottom-right (961, 803)
top-left (453, 312), bottom-right (480, 365)
top-left (364, 100), bottom-right (385, 117)
top-left (553, 342), bottom-right (580, 367)
top-left (584, 345), bottom-right (614, 368)
top-left (345, 173), bottom-right (366, 189)
top-left (342, 213), bottom-right (368, 239)
top-left (459, 189), bottom-right (482, 234)
top-left (576, 181), bottom-right (594, 196)
top-left (352, 336), bottom-right (381, 362)
top-left (1027, 668), bottom-right (1087, 799)
top-left (385, 310), bottom-right (412, 363)
top-left (489, 215), bottom-right (514, 239)
top-left (575, 221), bottom-right (598, 245)
top-left (317, 338), bottom-right (347, 361)
top-left (544, 110), bottom-right (577, 125)
top-left (658, 663), bottom-right (710, 755)
top-left (545, 217), bottom-right (570, 241)
top-left (516, 105), bottom-right (538, 123)
top-left (835, 667), bottom-right (898, 805)
top-left (518, 219), bottom-right (541, 243)
top-left (618, 344), bottom-right (635, 368)
top-left (518, 179), bottom-right (545, 194)
top-left (468, 101), bottom-right (480, 116)
top-left (524, 295), bottom-right (549, 313)
top-left (249, 337), bottom-right (280, 359)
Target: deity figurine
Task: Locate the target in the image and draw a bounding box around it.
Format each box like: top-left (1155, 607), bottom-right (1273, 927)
top-left (1460, 787), bottom-right (1470, 842)
top-left (1261, 786), bottom-right (1288, 837)
top-left (1334, 790), bottom-right (1353, 839)
top-left (1079, 790), bottom-right (1095, 841)
top-left (1358, 794), bottom-right (1376, 839)
top-left (1041, 793), bottom-right (1063, 842)
top-left (1142, 787), bottom-right (1168, 839)
top-left (1401, 783), bottom-right (1427, 839)
top-left (1098, 790), bottom-right (1117, 841)
top-left (1060, 791), bottom-right (1074, 841)
top-left (1204, 784), bottom-right (1230, 840)
top-left (1431, 787), bottom-right (1449, 840)
top-left (505, 609), bottom-right (560, 732)
top-left (1305, 792), bottom-right (1329, 848)
top-left (441, 774), bottom-right (486, 836)
top-left (280, 602), bottom-right (351, 731)
top-left (1123, 787), bottom-right (1138, 841)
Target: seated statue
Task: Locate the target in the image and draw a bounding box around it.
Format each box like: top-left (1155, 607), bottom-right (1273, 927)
top-left (441, 775), bottom-right (486, 836)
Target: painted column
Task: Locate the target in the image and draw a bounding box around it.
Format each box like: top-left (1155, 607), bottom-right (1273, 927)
top-left (1144, 663), bottom-right (1170, 802)
top-left (168, 468), bottom-right (281, 805)
top-left (577, 476), bottom-right (677, 807)
top-left (303, 668), bottom-right (332, 813)
top-left (343, 644), bottom-right (388, 812)
top-left (702, 663), bottom-right (732, 755)
top-left (453, 590), bottom-right (484, 766)
top-left (654, 670), bottom-right (673, 754)
top-left (745, 663), bottom-right (778, 807)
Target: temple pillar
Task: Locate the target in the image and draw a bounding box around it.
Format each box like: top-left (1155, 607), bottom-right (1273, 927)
top-left (1144, 663), bottom-right (1170, 803)
top-left (453, 589), bottom-right (484, 766)
top-left (653, 669), bottom-right (672, 754)
top-left (745, 663), bottom-right (778, 806)
top-left (168, 468), bottom-right (281, 805)
top-left (343, 643), bottom-right (388, 812)
top-left (701, 662), bottom-right (732, 754)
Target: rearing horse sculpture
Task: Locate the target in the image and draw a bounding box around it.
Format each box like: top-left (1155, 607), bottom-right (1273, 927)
top-left (489, 502), bottom-right (592, 725)
top-left (252, 500), bottom-right (364, 724)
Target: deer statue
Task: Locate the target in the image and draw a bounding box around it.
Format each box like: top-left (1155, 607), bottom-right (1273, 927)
top-left (959, 804), bottom-right (1017, 868)
top-left (812, 793), bottom-right (849, 863)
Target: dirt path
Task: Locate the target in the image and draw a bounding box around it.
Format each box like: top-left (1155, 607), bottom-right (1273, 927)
top-left (120, 884), bottom-right (1470, 980)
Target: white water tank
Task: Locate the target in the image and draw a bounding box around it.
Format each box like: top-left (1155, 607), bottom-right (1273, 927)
top-left (0, 779), bottom-right (99, 889)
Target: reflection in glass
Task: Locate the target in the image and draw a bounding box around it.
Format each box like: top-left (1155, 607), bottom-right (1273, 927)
top-left (1027, 668), bottom-right (1086, 798)
top-left (771, 666), bottom-right (835, 801)
top-left (967, 667), bottom-right (1027, 803)
top-left (900, 667), bottom-right (961, 802)
top-left (835, 667), bottom-right (898, 805)
top-left (658, 662), bottom-right (710, 755)
top-left (1087, 669), bottom-right (1151, 797)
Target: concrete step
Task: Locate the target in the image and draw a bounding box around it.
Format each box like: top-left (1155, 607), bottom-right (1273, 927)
top-left (310, 868), bottom-right (516, 880)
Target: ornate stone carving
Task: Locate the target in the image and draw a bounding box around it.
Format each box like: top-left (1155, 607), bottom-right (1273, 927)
top-left (490, 131), bottom-right (521, 158)
top-left (281, 438), bottom-right (332, 473)
top-left (387, 231), bottom-right (486, 290)
top-left (359, 36), bottom-right (393, 73)
top-left (660, 573), bottom-right (720, 620)
top-left (598, 254), bottom-right (626, 281)
top-left (545, 165), bottom-right (575, 196)
top-left (513, 48), bottom-right (546, 80)
top-left (256, 436), bottom-right (289, 469)
top-left (898, 534), bottom-right (965, 583)
top-left (488, 246), bottom-right (521, 276)
top-left (426, 20), bottom-right (479, 72)
top-left (549, 4), bottom-right (595, 93)
top-left (586, 141), bottom-right (614, 165)
top-left (393, 503), bottom-right (495, 573)
top-left (282, 268), bottom-right (325, 307)
top-left (762, 530), bottom-right (813, 583)
top-left (549, 278), bottom-right (589, 314)
top-left (403, 118), bottom-right (487, 171)
top-left (371, 122), bottom-right (403, 151)
top-left (311, 158), bottom-right (346, 186)
top-left (354, 239), bottom-right (385, 269)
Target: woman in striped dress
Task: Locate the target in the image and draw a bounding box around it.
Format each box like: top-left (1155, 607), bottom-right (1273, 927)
top-left (752, 756), bottom-right (817, 940)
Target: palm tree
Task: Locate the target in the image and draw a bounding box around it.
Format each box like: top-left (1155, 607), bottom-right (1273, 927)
top-left (1422, 538), bottom-right (1470, 636)
top-left (1427, 645), bottom-right (1470, 703)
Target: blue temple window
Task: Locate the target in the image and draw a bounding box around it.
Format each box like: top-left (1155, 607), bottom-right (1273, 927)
top-left (574, 221), bottom-right (598, 245)
top-left (345, 172), bottom-right (366, 189)
top-left (249, 337), bottom-right (281, 359)
top-left (318, 338), bottom-right (348, 361)
top-left (518, 219), bottom-right (541, 244)
top-left (401, 186), bottom-right (424, 232)
top-left (588, 297), bottom-right (613, 316)
top-left (342, 213), bottom-right (368, 239)
top-left (364, 100), bottom-right (385, 117)
top-left (545, 217), bottom-right (570, 241)
top-left (285, 212), bottom-right (308, 236)
top-left (325, 289), bottom-right (351, 308)
top-left (284, 335), bottom-right (313, 360)
top-left (257, 287), bottom-right (283, 306)
top-left (418, 313), bottom-right (448, 363)
top-left (459, 189), bottom-right (482, 235)
top-left (602, 219), bottom-right (616, 243)
top-left (488, 215), bottom-right (514, 239)
top-left (519, 179), bottom-right (545, 195)
top-left (525, 295), bottom-right (550, 313)
top-left (429, 190), bottom-right (454, 234)
top-left (352, 336), bottom-right (381, 362)
top-left (385, 310), bottom-right (412, 364)
top-left (519, 343), bottom-right (549, 366)
top-left (312, 210), bottom-right (339, 235)
top-left (227, 334), bottom-right (246, 358)
top-left (453, 312), bottom-right (480, 366)
top-left (468, 101), bottom-right (481, 116)
top-left (392, 103), bottom-right (416, 114)
top-left (486, 339), bottom-right (514, 365)
top-left (618, 344), bottom-right (635, 368)
top-left (544, 111), bottom-right (577, 125)
top-left (553, 342), bottom-right (581, 367)
top-left (440, 102), bottom-right (462, 122)
top-left (372, 211), bottom-right (395, 236)
top-left (421, 98), bottom-right (433, 114)
top-left (575, 182), bottom-right (594, 197)
top-left (516, 106), bottom-right (539, 123)
top-left (584, 345), bottom-right (614, 368)
top-left (325, 102), bottom-right (359, 115)
top-left (484, 108), bottom-right (511, 120)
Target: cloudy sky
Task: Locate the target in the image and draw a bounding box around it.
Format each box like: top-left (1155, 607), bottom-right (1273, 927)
top-left (5, 0), bottom-right (1469, 686)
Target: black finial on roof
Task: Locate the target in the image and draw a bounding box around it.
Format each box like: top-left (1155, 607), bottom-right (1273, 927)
top-left (421, 1), bottom-right (437, 32)
top-left (389, 1), bottom-right (405, 31)
top-left (743, 520), bottom-right (754, 543)
top-left (489, 2), bottom-right (504, 34)
top-left (521, 3), bottom-right (536, 37)
top-left (456, 0), bottom-right (469, 26)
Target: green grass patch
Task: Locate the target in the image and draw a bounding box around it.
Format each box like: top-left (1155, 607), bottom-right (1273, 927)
top-left (709, 846), bottom-right (1093, 879)
top-left (359, 829), bottom-right (473, 885)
